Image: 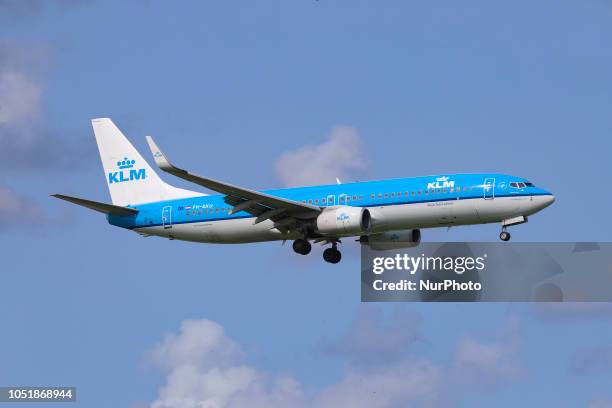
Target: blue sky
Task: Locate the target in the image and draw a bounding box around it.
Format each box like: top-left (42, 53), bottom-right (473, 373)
top-left (1, 1), bottom-right (612, 407)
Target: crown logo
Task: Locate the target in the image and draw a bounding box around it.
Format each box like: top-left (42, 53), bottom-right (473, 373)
top-left (437, 176), bottom-right (449, 182)
top-left (117, 157), bottom-right (136, 169)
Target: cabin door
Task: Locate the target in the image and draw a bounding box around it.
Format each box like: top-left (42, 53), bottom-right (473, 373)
top-left (162, 206), bottom-right (173, 229)
top-left (483, 178), bottom-right (495, 200)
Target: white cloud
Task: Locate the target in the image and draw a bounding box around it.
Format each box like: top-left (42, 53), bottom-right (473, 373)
top-left (313, 360), bottom-right (444, 408)
top-left (147, 313), bottom-right (523, 408)
top-left (0, 186), bottom-right (44, 230)
top-left (0, 0), bottom-right (90, 24)
top-left (451, 315), bottom-right (523, 389)
top-left (571, 344), bottom-right (612, 375)
top-left (149, 320), bottom-right (243, 372)
top-left (590, 397), bottom-right (612, 408)
top-left (274, 125), bottom-right (368, 187)
top-left (0, 39), bottom-right (88, 171)
top-left (0, 70), bottom-right (42, 127)
top-left (149, 319), bottom-right (306, 408)
top-left (322, 307), bottom-right (421, 366)
top-left (531, 303), bottom-right (612, 320)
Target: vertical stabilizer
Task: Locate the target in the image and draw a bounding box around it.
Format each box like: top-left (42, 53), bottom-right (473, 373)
top-left (91, 118), bottom-right (202, 206)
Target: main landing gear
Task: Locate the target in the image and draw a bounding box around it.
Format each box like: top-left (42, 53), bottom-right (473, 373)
top-left (292, 238), bottom-right (312, 255)
top-left (323, 242), bottom-right (342, 264)
top-left (292, 238), bottom-right (342, 263)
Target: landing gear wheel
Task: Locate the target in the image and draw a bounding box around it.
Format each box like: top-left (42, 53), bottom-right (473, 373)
top-left (292, 239), bottom-right (312, 255)
top-left (499, 231), bottom-right (511, 241)
top-left (323, 247), bottom-right (342, 264)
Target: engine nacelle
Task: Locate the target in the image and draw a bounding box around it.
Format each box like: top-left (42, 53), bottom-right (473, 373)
top-left (361, 229), bottom-right (421, 250)
top-left (315, 206), bottom-right (371, 236)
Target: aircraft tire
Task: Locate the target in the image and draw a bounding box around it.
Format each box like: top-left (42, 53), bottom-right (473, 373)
top-left (323, 248), bottom-right (342, 264)
top-left (293, 239), bottom-right (312, 255)
top-left (499, 231), bottom-right (511, 241)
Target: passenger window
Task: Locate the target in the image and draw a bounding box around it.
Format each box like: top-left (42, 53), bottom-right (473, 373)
top-left (391, 192), bottom-right (395, 197)
top-left (378, 194), bottom-right (382, 199)
top-left (322, 198), bottom-right (326, 203)
top-left (371, 194), bottom-right (375, 199)
top-left (384, 193), bottom-right (389, 198)
top-left (359, 195), bottom-right (362, 200)
top-left (411, 191), bottom-right (415, 196)
top-left (308, 199), bottom-right (312, 204)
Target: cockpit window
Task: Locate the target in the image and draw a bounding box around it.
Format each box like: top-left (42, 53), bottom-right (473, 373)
top-left (518, 182), bottom-right (526, 188)
top-left (524, 182), bottom-right (534, 187)
top-left (510, 182), bottom-right (518, 188)
top-left (510, 182), bottom-right (529, 188)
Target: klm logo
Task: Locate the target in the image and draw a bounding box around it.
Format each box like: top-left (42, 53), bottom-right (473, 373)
top-left (427, 176), bottom-right (454, 190)
top-left (337, 213), bottom-right (350, 221)
top-left (108, 157), bottom-right (146, 184)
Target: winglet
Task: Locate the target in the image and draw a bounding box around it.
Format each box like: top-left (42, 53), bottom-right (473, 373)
top-left (145, 136), bottom-right (175, 172)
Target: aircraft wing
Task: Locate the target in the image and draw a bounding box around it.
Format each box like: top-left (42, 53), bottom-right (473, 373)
top-left (145, 136), bottom-right (321, 223)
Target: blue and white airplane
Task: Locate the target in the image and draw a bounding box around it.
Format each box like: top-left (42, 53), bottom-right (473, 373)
top-left (53, 118), bottom-right (555, 264)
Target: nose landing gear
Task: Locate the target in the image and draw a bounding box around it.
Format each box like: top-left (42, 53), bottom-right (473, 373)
top-left (499, 216), bottom-right (527, 241)
top-left (499, 229), bottom-right (511, 241)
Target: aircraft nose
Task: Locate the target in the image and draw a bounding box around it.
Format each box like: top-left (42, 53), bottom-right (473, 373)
top-left (539, 194), bottom-right (555, 209)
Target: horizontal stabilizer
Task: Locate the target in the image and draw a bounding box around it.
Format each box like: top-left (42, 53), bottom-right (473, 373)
top-left (52, 194), bottom-right (138, 216)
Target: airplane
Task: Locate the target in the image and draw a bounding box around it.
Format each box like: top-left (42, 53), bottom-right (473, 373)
top-left (53, 118), bottom-right (555, 264)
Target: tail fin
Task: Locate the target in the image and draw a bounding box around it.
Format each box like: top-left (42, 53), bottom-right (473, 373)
top-left (91, 118), bottom-right (202, 206)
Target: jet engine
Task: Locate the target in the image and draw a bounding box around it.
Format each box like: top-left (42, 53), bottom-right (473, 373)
top-left (315, 206), bottom-right (371, 236)
top-left (360, 229), bottom-right (421, 250)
